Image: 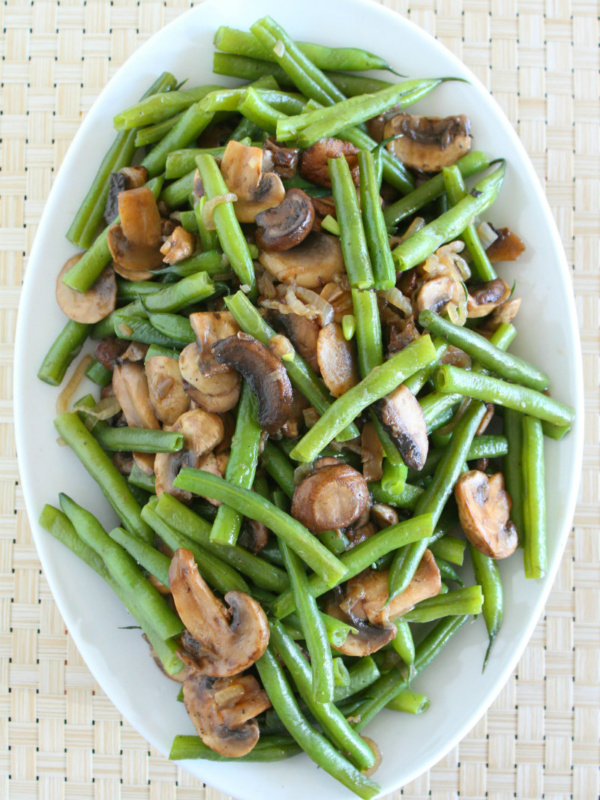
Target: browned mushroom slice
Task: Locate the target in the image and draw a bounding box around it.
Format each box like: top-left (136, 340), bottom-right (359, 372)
top-left (266, 309), bottom-right (320, 373)
top-left (220, 140), bottom-right (285, 223)
top-left (384, 114), bottom-right (471, 172)
top-left (155, 408), bottom-right (224, 501)
top-left (169, 548), bottom-right (270, 676)
top-left (415, 276), bottom-right (463, 317)
top-left (345, 522), bottom-right (377, 550)
top-left (316, 322), bottom-right (360, 399)
top-left (259, 231), bottom-right (345, 290)
top-left (455, 471), bottom-right (518, 559)
top-left (112, 451), bottom-right (133, 476)
top-left (189, 311), bottom-right (240, 374)
top-left (183, 673), bottom-right (271, 758)
top-left (56, 257), bottom-right (117, 324)
top-left (95, 338), bottom-right (129, 370)
top-left (467, 278), bottom-right (511, 318)
top-left (212, 333), bottom-right (294, 435)
top-left (291, 463), bottom-right (371, 534)
top-left (145, 355), bottom-right (190, 425)
top-left (375, 384), bottom-right (428, 471)
top-left (160, 226), bottom-right (195, 264)
top-left (482, 297), bottom-right (522, 333)
top-left (361, 421), bottom-right (384, 482)
top-left (179, 343), bottom-right (242, 414)
top-left (255, 189), bottom-right (315, 252)
top-left (388, 316), bottom-right (420, 356)
top-left (107, 186), bottom-right (164, 273)
top-left (476, 402), bottom-right (495, 436)
top-left (112, 362), bottom-right (160, 430)
top-left (111, 263), bottom-right (156, 282)
top-left (299, 138), bottom-right (360, 187)
top-left (104, 165), bottom-right (149, 225)
top-left (371, 503), bottom-right (399, 530)
top-left (264, 138), bottom-right (300, 179)
top-left (238, 520), bottom-right (269, 554)
top-left (485, 226), bottom-right (526, 262)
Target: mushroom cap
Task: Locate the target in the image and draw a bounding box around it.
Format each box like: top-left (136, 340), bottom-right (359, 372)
top-left (486, 226), bottom-right (526, 263)
top-left (415, 276), bottom-right (463, 317)
top-left (299, 138), bottom-right (360, 187)
top-left (483, 297), bottom-right (522, 333)
top-left (160, 225), bottom-right (195, 265)
top-left (154, 408), bottom-right (224, 501)
top-left (361, 421), bottom-right (384, 482)
top-left (266, 309), bottom-right (320, 374)
top-left (212, 333), bottom-right (294, 435)
top-left (145, 355), bottom-right (190, 425)
top-left (179, 342), bottom-right (242, 414)
top-left (56, 257), bottom-right (117, 324)
top-left (467, 278), bottom-right (511, 318)
top-left (316, 322), bottom-right (360, 398)
top-left (107, 186), bottom-right (164, 272)
top-left (291, 463), bottom-right (371, 534)
top-left (255, 189), bottom-right (315, 252)
top-left (259, 231), bottom-right (345, 290)
top-left (189, 311), bottom-right (240, 375)
top-left (104, 165), bottom-right (148, 226)
top-left (169, 548), bottom-right (270, 677)
top-left (375, 384), bottom-right (429, 471)
top-left (384, 114), bottom-right (471, 172)
top-left (263, 138), bottom-right (300, 179)
top-left (455, 470), bottom-right (518, 559)
top-left (183, 673), bottom-right (271, 758)
top-left (220, 140), bottom-right (285, 223)
top-left (112, 362), bottom-right (160, 430)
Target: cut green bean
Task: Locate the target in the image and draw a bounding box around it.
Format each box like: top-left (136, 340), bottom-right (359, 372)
top-left (112, 313), bottom-right (187, 349)
top-left (38, 321), bottom-right (90, 386)
top-left (109, 526), bottom-right (171, 587)
top-left (358, 149), bottom-right (396, 290)
top-left (522, 416), bottom-right (547, 579)
top-left (166, 146), bottom-right (231, 179)
top-left (386, 690), bottom-right (430, 715)
top-left (261, 441), bottom-right (295, 498)
top-left (148, 313), bottom-right (195, 345)
top-left (128, 464), bottom-right (156, 494)
top-left (114, 85), bottom-right (221, 131)
top-left (503, 408), bottom-right (525, 541)
top-left (91, 421), bottom-right (183, 453)
top-left (469, 543), bottom-right (503, 669)
top-left (169, 733), bottom-right (300, 762)
top-left (160, 169), bottom-right (195, 208)
top-left (369, 480), bottom-right (424, 510)
top-left (392, 619), bottom-right (415, 666)
top-left (435, 555), bottom-right (465, 587)
top-left (142, 104), bottom-right (214, 178)
top-left (403, 585), bottom-right (483, 623)
top-left (135, 112), bottom-right (184, 147)
top-left (409, 434), bottom-right (508, 482)
top-left (333, 658), bottom-right (381, 703)
top-left (330, 157), bottom-right (374, 289)
top-left (429, 536), bottom-right (466, 566)
top-left (85, 358), bottom-right (113, 388)
top-left (152, 250), bottom-right (225, 279)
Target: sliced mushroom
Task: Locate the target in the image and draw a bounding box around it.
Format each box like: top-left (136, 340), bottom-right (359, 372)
top-left (94, 338), bottom-right (129, 370)
top-left (212, 333), bottom-right (294, 435)
top-left (238, 520), bottom-right (269, 554)
top-left (476, 402), bottom-right (495, 436)
top-left (316, 322), bottom-right (360, 399)
top-left (455, 470), bottom-right (518, 559)
top-left (299, 139), bottom-right (360, 187)
top-left (467, 279), bottom-right (511, 318)
top-left (384, 114), bottom-right (471, 172)
top-left (482, 297), bottom-right (522, 333)
top-left (169, 548), bottom-right (270, 676)
top-left (179, 343), bottom-right (242, 414)
top-left (160, 226), bottom-right (195, 264)
top-left (107, 186), bottom-right (164, 272)
top-left (255, 189), bottom-right (315, 252)
top-left (415, 276), bottom-right (464, 317)
top-left (56, 257), bottom-right (117, 324)
top-left (183, 673), bottom-right (271, 758)
top-left (361, 421), bottom-right (384, 482)
top-left (263, 137), bottom-right (300, 179)
top-left (104, 165), bottom-right (149, 225)
top-left (155, 408), bottom-right (224, 501)
top-left (112, 362), bottom-right (160, 430)
top-left (196, 451), bottom-right (227, 507)
top-left (486, 226), bottom-right (525, 262)
top-left (145, 356), bottom-right (190, 425)
top-left (291, 463), bottom-right (371, 534)
top-left (371, 503), bottom-right (399, 530)
top-left (388, 316), bottom-right (420, 356)
top-left (266, 309), bottom-right (320, 373)
top-left (112, 451), bottom-right (133, 476)
top-left (259, 231), bottom-right (345, 290)
top-left (345, 522), bottom-right (377, 550)
top-left (189, 311), bottom-right (241, 374)
top-left (220, 140), bottom-right (285, 223)
top-left (375, 384), bottom-right (428, 471)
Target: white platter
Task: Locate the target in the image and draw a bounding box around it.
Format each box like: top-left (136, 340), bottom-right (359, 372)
top-left (14, 0), bottom-right (584, 797)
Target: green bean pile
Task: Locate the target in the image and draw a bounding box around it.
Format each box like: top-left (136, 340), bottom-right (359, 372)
top-left (37, 16), bottom-right (575, 797)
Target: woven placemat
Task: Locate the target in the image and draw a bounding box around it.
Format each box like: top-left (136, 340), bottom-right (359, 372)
top-left (2, 1), bottom-right (598, 798)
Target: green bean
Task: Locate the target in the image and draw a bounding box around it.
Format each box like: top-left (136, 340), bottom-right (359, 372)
top-left (141, 499), bottom-right (249, 595)
top-left (62, 175), bottom-right (164, 293)
top-left (38, 321), bottom-right (90, 386)
top-left (333, 657), bottom-right (381, 703)
top-left (196, 154), bottom-right (255, 296)
top-left (91, 422), bottom-right (183, 453)
top-left (344, 124), bottom-right (415, 195)
top-left (429, 536), bottom-right (466, 566)
top-left (502, 408), bottom-right (525, 542)
top-left (386, 690), bottom-right (430, 715)
top-left (403, 585), bottom-right (482, 623)
top-left (522, 416), bottom-right (547, 579)
top-left (333, 657), bottom-right (350, 687)
top-left (256, 647), bottom-right (380, 799)
top-left (270, 622), bottom-right (374, 770)
top-left (383, 151), bottom-right (490, 229)
top-left (392, 161), bottom-right (506, 271)
top-left (165, 146), bottom-right (230, 179)
top-left (330, 157), bottom-right (374, 289)
top-left (261, 441), bottom-right (296, 498)
top-left (225, 291), bottom-right (359, 441)
top-left (173, 469), bottom-right (346, 587)
top-left (235, 89), bottom-right (285, 134)
top-left (154, 493), bottom-right (288, 593)
top-left (148, 312), bottom-right (195, 345)
top-left (39, 504), bottom-right (183, 675)
top-left (54, 412), bottom-right (154, 542)
top-left (85, 358), bottom-right (113, 388)
top-left (128, 463), bottom-right (156, 494)
top-left (135, 112), bottom-right (184, 147)
top-left (59, 494), bottom-right (183, 640)
top-left (358, 150), bottom-right (396, 290)
top-left (210, 383), bottom-right (262, 546)
top-left (169, 733), bottom-right (300, 762)
top-left (128, 271), bottom-right (215, 315)
top-left (116, 279), bottom-right (161, 303)
top-left (392, 618), bottom-right (415, 665)
top-left (141, 104), bottom-right (214, 178)
top-left (469, 544), bottom-right (503, 669)
top-left (368, 480), bottom-right (423, 510)
top-left (230, 115), bottom-right (262, 142)
top-left (433, 365), bottom-right (574, 426)
top-left (112, 313), bottom-right (187, 348)
top-left (409, 434), bottom-right (508, 482)
top-left (290, 335), bottom-right (437, 463)
top-left (160, 169), bottom-right (195, 208)
top-left (108, 526), bottom-right (171, 587)
top-left (272, 512), bottom-right (433, 619)
top-left (443, 163), bottom-right (497, 281)
top-left (319, 613), bottom-right (357, 648)
top-left (152, 250), bottom-right (225, 279)
top-left (214, 25), bottom-right (394, 72)
top-left (403, 339), bottom-right (448, 396)
top-left (114, 85), bottom-right (221, 131)
top-left (319, 529), bottom-right (349, 556)
top-left (352, 615), bottom-right (468, 731)
top-left (191, 196), bottom-right (219, 252)
top-left (388, 400), bottom-right (486, 601)
top-left (419, 310), bottom-right (549, 392)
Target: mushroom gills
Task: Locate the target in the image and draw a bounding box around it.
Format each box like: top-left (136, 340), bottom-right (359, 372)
top-left (454, 470), bottom-right (518, 559)
top-left (220, 140), bottom-right (285, 223)
top-left (255, 188), bottom-right (314, 252)
top-left (258, 231), bottom-right (345, 290)
top-left (384, 113), bottom-right (471, 172)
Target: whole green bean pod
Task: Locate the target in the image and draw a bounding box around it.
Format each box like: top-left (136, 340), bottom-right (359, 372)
top-left (91, 422), bottom-right (183, 453)
top-left (433, 365), bottom-right (575, 427)
top-left (170, 734), bottom-right (301, 762)
top-left (114, 85), bottom-right (221, 130)
top-left (38, 321), bottom-right (90, 386)
top-left (522, 416), bottom-right (547, 579)
top-left (261, 441), bottom-right (295, 498)
top-left (210, 383), bottom-right (262, 546)
top-left (148, 312), bottom-right (195, 346)
top-left (255, 648), bottom-right (380, 799)
top-left (166, 146), bottom-right (230, 179)
top-left (109, 527), bottom-right (171, 587)
top-left (290, 335), bottom-right (437, 462)
top-left (503, 408), bottom-right (525, 541)
top-left (330, 157), bottom-right (374, 289)
top-left (358, 149), bottom-right (396, 290)
top-left (196, 154), bottom-right (256, 297)
top-left (469, 543), bottom-right (503, 669)
top-left (392, 162), bottom-right (506, 271)
top-left (54, 412), bottom-right (153, 542)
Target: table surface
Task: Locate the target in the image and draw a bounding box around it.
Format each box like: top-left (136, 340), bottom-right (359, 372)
top-left (2, 1), bottom-right (598, 798)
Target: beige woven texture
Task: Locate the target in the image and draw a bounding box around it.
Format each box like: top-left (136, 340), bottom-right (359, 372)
top-left (1, 0), bottom-right (598, 797)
